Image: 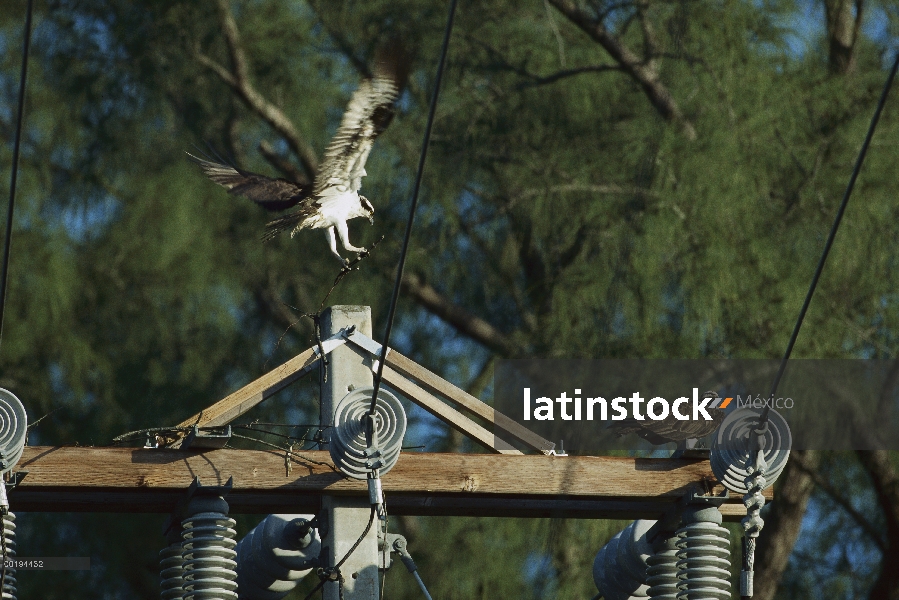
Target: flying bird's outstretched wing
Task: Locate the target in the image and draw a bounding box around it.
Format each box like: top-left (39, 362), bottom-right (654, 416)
top-left (188, 39), bottom-right (409, 262)
top-left (186, 153), bottom-right (310, 212)
top-left (314, 44), bottom-right (408, 196)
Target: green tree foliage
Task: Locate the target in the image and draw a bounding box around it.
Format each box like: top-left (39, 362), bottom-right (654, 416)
top-left (2, 0), bottom-right (899, 597)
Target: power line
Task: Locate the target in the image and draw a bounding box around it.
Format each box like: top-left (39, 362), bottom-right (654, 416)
top-left (369, 0), bottom-right (459, 415)
top-left (761, 51), bottom-right (899, 427)
top-left (0, 0), bottom-right (34, 356)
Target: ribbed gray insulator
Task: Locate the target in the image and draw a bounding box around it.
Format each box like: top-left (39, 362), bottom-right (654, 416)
top-left (593, 520), bottom-right (655, 600)
top-left (646, 535), bottom-right (679, 600)
top-left (330, 387), bottom-right (406, 479)
top-left (710, 407), bottom-right (790, 495)
top-left (160, 529), bottom-right (185, 600)
top-left (675, 506), bottom-right (731, 600)
top-left (182, 496), bottom-right (238, 600)
top-left (235, 514), bottom-right (320, 600)
top-left (1, 513), bottom-right (16, 600)
top-left (0, 389), bottom-right (27, 474)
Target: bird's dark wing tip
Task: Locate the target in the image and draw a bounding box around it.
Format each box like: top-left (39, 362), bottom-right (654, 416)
top-left (373, 35), bottom-right (413, 90)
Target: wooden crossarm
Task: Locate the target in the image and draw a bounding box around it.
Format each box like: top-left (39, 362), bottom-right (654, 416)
top-left (11, 446), bottom-right (769, 520)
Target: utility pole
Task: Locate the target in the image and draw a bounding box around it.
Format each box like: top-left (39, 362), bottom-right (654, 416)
top-left (4, 303), bottom-right (777, 600)
top-left (320, 306), bottom-right (380, 599)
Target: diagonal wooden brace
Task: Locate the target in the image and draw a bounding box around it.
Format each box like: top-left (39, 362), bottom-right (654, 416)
top-left (166, 330), bottom-right (349, 447)
top-left (380, 366), bottom-right (522, 455)
top-left (343, 332), bottom-right (555, 455)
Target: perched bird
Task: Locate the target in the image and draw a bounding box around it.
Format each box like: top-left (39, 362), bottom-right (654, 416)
top-left (608, 391), bottom-right (727, 445)
top-left (188, 42), bottom-right (408, 265)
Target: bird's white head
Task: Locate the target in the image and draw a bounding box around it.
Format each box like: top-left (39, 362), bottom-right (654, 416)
top-left (359, 195), bottom-right (375, 225)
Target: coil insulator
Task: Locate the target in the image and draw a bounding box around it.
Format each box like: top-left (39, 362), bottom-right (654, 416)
top-left (235, 514), bottom-right (320, 600)
top-left (593, 520), bottom-right (655, 600)
top-left (675, 505), bottom-right (731, 600)
top-left (0, 390), bottom-right (26, 476)
top-left (646, 535), bottom-right (679, 600)
top-left (181, 495), bottom-right (238, 600)
top-left (160, 528), bottom-right (185, 600)
top-left (710, 407), bottom-right (791, 494)
top-left (0, 389), bottom-right (25, 600)
top-left (330, 386), bottom-right (406, 480)
top-left (0, 513), bottom-right (16, 600)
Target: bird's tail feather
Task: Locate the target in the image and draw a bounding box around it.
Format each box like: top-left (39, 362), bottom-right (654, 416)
top-left (262, 211), bottom-right (309, 242)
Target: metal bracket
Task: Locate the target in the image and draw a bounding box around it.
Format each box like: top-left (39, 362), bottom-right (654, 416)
top-left (342, 328), bottom-right (389, 371)
top-left (4, 470), bottom-right (27, 490)
top-left (647, 487), bottom-right (729, 542)
top-left (547, 440), bottom-right (568, 456)
top-left (378, 532), bottom-right (401, 570)
top-left (182, 425), bottom-right (232, 450)
top-left (672, 437), bottom-right (711, 459)
top-left (378, 533), bottom-right (416, 572)
top-left (314, 329), bottom-right (351, 357)
top-left (378, 532), bottom-right (432, 597)
top-left (686, 488), bottom-right (729, 507)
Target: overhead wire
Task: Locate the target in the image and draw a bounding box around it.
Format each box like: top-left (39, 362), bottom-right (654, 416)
top-left (368, 0), bottom-right (459, 416)
top-left (0, 0), bottom-right (34, 356)
top-left (302, 506), bottom-right (378, 600)
top-left (0, 5), bottom-right (33, 593)
top-left (760, 51), bottom-right (899, 427)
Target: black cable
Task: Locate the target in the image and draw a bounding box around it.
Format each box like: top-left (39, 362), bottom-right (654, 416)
top-left (335, 506), bottom-right (377, 570)
top-left (301, 574), bottom-right (328, 600)
top-left (0, 510), bottom-right (6, 600)
top-left (236, 421), bottom-right (330, 428)
top-left (0, 0), bottom-right (34, 355)
top-left (760, 51), bottom-right (899, 427)
top-left (302, 506), bottom-right (378, 600)
top-left (369, 0), bottom-right (459, 416)
top-left (229, 431), bottom-right (335, 469)
top-left (379, 509), bottom-right (389, 600)
top-left (232, 424), bottom-right (314, 443)
top-left (380, 553), bottom-right (389, 600)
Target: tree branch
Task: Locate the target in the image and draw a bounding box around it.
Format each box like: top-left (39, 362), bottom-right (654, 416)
top-left (197, 0), bottom-right (320, 179)
top-left (400, 273), bottom-right (519, 356)
top-left (546, 0), bottom-right (696, 140)
top-left (824, 0), bottom-right (864, 74)
top-left (306, 0), bottom-right (371, 78)
top-left (792, 456), bottom-right (886, 551)
top-left (515, 65), bottom-right (623, 89)
top-left (519, 183), bottom-right (658, 199)
top-left (753, 450), bottom-right (819, 600)
top-left (468, 35), bottom-right (621, 92)
top-left (455, 213), bottom-right (538, 332)
top-left (856, 449), bottom-right (899, 598)
top-left (258, 140), bottom-right (309, 184)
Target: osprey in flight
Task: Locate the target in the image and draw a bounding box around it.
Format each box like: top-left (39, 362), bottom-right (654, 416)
top-left (189, 44), bottom-right (407, 265)
top-left (608, 391), bottom-right (727, 445)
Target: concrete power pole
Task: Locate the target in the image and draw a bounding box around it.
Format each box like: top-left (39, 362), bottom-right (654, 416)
top-left (320, 306), bottom-right (381, 599)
